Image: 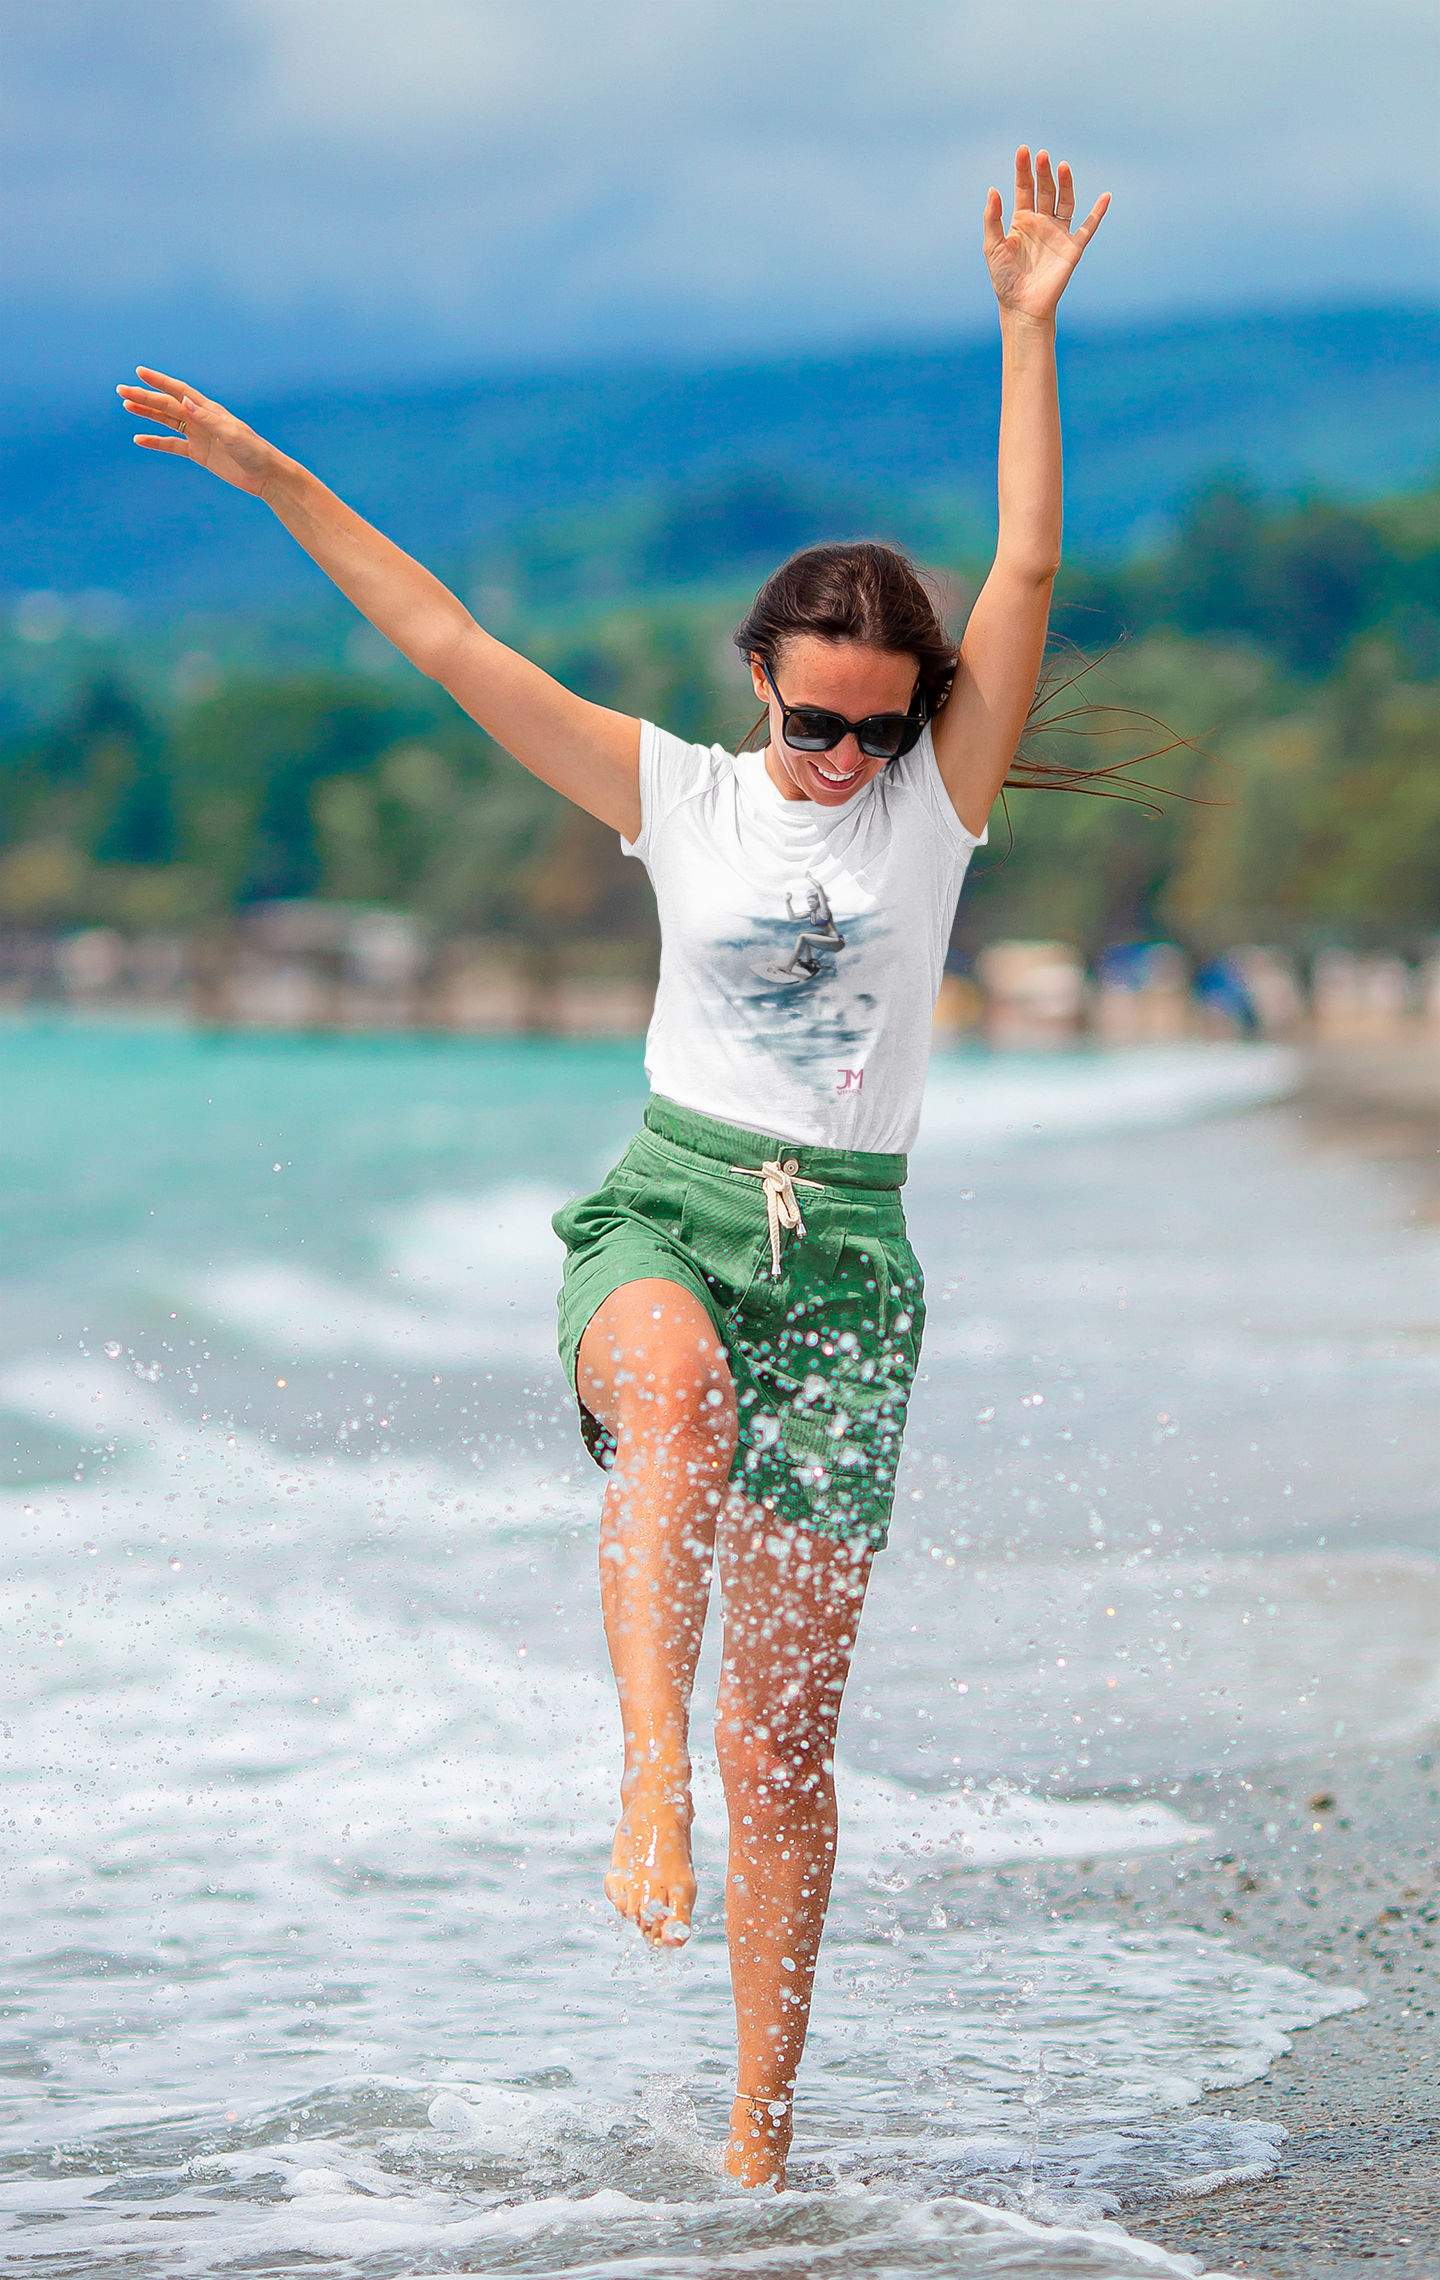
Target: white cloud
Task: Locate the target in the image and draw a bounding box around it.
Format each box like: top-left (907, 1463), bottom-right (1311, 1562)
top-left (4, 0), bottom-right (1435, 371)
top-left (244, 0), bottom-right (540, 135)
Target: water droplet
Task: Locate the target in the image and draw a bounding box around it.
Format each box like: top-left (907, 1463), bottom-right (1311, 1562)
top-left (104, 1342), bottom-right (122, 1359)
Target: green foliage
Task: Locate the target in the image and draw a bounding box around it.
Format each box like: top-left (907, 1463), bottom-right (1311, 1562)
top-left (169, 675), bottom-right (442, 903)
top-left (956, 639), bottom-right (1280, 957)
top-left (1054, 477), bottom-right (1440, 681)
top-left (0, 674), bottom-right (168, 860)
top-left (0, 672), bottom-right (200, 927)
top-left (1165, 644), bottom-right (1440, 950)
top-left (1, 477), bottom-right (1436, 961)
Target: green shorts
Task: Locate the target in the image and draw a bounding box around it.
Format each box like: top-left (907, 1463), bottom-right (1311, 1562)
top-left (552, 1094), bottom-right (925, 1549)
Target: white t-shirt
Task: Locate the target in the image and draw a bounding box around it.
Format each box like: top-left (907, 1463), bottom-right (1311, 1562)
top-left (623, 722), bottom-right (985, 1154)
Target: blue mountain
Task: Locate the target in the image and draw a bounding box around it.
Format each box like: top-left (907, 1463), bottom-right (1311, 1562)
top-left (4, 305), bottom-right (1435, 613)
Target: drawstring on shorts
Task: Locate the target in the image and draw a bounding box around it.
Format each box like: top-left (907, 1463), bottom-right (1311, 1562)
top-left (730, 1157), bottom-right (823, 1278)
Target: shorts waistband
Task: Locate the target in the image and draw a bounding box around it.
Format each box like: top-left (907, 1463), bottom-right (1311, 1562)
top-left (642, 1094), bottom-right (907, 1192)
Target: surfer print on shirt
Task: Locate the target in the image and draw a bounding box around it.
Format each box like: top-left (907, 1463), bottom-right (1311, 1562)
top-left (742, 876), bottom-right (873, 1098)
top-left (708, 875), bottom-right (881, 1102)
top-left (753, 876), bottom-right (845, 987)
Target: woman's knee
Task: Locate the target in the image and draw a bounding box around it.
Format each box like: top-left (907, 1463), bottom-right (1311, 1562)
top-left (714, 1710), bottom-right (834, 1813)
top-left (608, 1365), bottom-right (738, 1483)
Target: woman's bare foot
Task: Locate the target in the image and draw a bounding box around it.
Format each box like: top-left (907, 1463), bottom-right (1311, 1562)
top-left (724, 2091), bottom-right (793, 2189)
top-left (604, 1763), bottom-right (696, 1946)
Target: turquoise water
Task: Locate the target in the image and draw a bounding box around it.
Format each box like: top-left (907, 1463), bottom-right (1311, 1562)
top-left (3, 1017), bottom-right (650, 1291)
top-left (3, 1018), bottom-right (1433, 2276)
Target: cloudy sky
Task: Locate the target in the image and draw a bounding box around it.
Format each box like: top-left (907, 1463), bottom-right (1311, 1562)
top-left (7, 0), bottom-right (1435, 397)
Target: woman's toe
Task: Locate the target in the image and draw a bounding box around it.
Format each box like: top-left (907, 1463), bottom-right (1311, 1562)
top-left (635, 1885), bottom-right (691, 1944)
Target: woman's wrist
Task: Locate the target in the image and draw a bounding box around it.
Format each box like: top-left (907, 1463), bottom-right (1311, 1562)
top-left (997, 304), bottom-right (1057, 350)
top-left (257, 449), bottom-right (307, 510)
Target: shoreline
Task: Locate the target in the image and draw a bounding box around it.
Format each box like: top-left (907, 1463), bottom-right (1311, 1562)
top-left (1026, 1733), bottom-right (1440, 2278)
top-left (1293, 1038), bottom-right (1440, 1220)
top-left (1053, 1073), bottom-right (1437, 2278)
top-left (5, 1026), bottom-right (1435, 2275)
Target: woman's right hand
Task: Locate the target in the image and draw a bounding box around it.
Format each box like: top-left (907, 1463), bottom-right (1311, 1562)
top-left (117, 368), bottom-right (283, 497)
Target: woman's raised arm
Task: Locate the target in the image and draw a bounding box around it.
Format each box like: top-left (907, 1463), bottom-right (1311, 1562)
top-left (116, 369), bottom-right (642, 839)
top-left (932, 149), bottom-right (1109, 839)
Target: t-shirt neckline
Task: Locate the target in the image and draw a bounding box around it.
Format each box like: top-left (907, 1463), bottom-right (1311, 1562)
top-left (735, 745), bottom-right (875, 828)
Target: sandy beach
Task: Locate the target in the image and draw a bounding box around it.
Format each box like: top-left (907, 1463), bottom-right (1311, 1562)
top-left (1293, 1038), bottom-right (1440, 1220)
top-left (1003, 1736), bottom-right (1440, 2277)
top-left (1021, 1043), bottom-right (1440, 2279)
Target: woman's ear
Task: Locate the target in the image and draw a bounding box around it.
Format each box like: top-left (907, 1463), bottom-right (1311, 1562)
top-left (749, 652), bottom-right (770, 703)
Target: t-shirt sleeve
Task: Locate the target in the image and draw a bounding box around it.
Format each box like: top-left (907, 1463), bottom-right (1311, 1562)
top-left (621, 721), bottom-right (725, 863)
top-left (904, 723), bottom-right (988, 855)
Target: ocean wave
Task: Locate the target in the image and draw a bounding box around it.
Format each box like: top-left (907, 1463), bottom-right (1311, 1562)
top-left (916, 1044), bottom-right (1301, 1159)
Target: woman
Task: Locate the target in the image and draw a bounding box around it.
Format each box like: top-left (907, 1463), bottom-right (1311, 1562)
top-left (120, 145), bottom-right (1107, 2189)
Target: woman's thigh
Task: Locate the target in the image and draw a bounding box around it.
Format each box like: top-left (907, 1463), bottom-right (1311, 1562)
top-left (578, 1277), bottom-right (738, 1453)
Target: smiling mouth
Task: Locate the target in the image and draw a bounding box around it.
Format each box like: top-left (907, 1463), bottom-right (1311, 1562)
top-left (814, 760), bottom-right (861, 785)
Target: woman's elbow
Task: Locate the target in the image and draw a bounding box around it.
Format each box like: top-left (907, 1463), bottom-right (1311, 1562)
top-left (409, 613), bottom-right (477, 687)
top-left (992, 537), bottom-right (1061, 588)
top-left (1008, 551), bottom-right (1062, 588)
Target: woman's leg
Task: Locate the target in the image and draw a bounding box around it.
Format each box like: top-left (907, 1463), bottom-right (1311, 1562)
top-left (577, 1277), bottom-right (737, 1948)
top-left (714, 1516), bottom-right (873, 2187)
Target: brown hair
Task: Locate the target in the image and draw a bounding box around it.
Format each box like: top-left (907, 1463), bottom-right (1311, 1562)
top-left (733, 542), bottom-right (957, 728)
top-left (733, 539), bottom-right (1196, 811)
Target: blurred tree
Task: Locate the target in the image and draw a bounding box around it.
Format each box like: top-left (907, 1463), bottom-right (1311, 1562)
top-left (1366, 482), bottom-right (1440, 679)
top-left (0, 838), bottom-right (89, 925)
top-left (1049, 563), bottom-right (1131, 652)
top-left (1264, 502), bottom-right (1386, 677)
top-left (956, 637), bottom-right (1271, 959)
top-left (1296, 646), bottom-right (1440, 933)
top-left (1163, 642), bottom-right (1440, 949)
top-left (170, 677), bottom-right (435, 902)
top-left (0, 673), bottom-right (174, 861)
top-left (1073, 478), bottom-right (1424, 680)
top-left (1163, 472), bottom-right (1269, 639)
top-left (2, 476), bottom-right (1436, 962)
top-left (0, 673), bottom-right (185, 921)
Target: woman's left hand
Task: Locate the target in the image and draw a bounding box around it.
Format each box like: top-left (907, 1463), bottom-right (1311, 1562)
top-left (983, 146), bottom-right (1109, 322)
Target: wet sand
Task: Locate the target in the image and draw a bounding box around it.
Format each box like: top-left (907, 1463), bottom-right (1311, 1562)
top-left (1011, 1738), bottom-right (1440, 2278)
top-left (1070, 1045), bottom-right (1439, 2279)
top-left (1293, 1036), bottom-right (1440, 1220)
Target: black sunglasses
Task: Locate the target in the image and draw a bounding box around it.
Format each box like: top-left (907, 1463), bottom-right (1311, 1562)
top-left (761, 661), bottom-right (928, 762)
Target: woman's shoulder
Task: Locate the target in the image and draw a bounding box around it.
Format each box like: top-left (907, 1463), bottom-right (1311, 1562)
top-left (641, 721), bottom-right (736, 783)
top-left (883, 724), bottom-right (987, 854)
top-left (627, 723), bottom-right (737, 856)
top-left (639, 722), bottom-right (736, 814)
